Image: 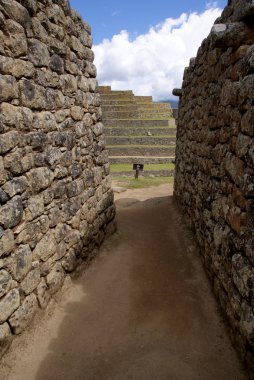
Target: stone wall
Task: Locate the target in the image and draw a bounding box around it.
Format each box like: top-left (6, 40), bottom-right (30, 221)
top-left (174, 0), bottom-right (254, 374)
top-left (0, 0), bottom-right (115, 356)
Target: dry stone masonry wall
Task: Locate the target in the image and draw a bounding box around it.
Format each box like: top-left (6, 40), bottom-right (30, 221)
top-left (0, 0), bottom-right (115, 356)
top-left (174, 0), bottom-right (254, 374)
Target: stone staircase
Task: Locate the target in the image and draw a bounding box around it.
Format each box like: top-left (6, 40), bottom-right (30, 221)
top-left (98, 86), bottom-right (176, 177)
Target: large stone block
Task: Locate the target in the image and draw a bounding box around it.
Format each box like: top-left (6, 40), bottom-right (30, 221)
top-left (9, 293), bottom-right (38, 334)
top-left (4, 20), bottom-right (28, 57)
top-left (46, 262), bottom-right (65, 295)
top-left (0, 103), bottom-right (33, 131)
top-left (0, 269), bottom-right (12, 298)
top-left (26, 167), bottom-right (54, 193)
top-left (14, 244), bottom-right (33, 281)
top-left (0, 288), bottom-right (20, 324)
top-left (36, 278), bottom-right (50, 309)
top-left (0, 131), bottom-right (19, 154)
top-left (0, 230), bottom-right (15, 257)
top-left (33, 230), bottom-right (57, 262)
top-left (0, 0), bottom-right (31, 28)
top-left (28, 39), bottom-right (50, 67)
top-left (0, 322), bottom-right (13, 358)
top-left (20, 261), bottom-right (40, 295)
top-left (2, 177), bottom-right (28, 198)
top-left (0, 196), bottom-right (23, 229)
top-left (0, 74), bottom-right (18, 102)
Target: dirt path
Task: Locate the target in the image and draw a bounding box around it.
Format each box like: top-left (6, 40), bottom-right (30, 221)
top-left (1, 184), bottom-right (247, 380)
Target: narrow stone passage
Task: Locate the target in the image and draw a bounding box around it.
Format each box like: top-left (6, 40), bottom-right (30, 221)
top-left (1, 184), bottom-right (247, 380)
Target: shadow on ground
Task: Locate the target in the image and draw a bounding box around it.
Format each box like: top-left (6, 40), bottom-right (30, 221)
top-left (3, 194), bottom-right (247, 380)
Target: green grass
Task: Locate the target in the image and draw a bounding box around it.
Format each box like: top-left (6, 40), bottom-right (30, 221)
top-left (112, 176), bottom-right (174, 189)
top-left (113, 118), bottom-right (174, 120)
top-left (107, 135), bottom-right (176, 138)
top-left (108, 145), bottom-right (176, 148)
top-left (106, 125), bottom-right (176, 129)
top-left (110, 163), bottom-right (175, 172)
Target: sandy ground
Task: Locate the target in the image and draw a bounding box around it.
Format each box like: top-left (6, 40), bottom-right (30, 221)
top-left (1, 183), bottom-right (247, 380)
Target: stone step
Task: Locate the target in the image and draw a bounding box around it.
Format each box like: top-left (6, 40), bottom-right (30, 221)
top-left (106, 136), bottom-right (176, 145)
top-left (102, 111), bottom-right (171, 119)
top-left (137, 112), bottom-right (172, 118)
top-left (104, 127), bottom-right (176, 136)
top-left (100, 94), bottom-right (134, 101)
top-left (137, 103), bottom-right (171, 109)
top-left (103, 119), bottom-right (172, 127)
top-left (101, 100), bottom-right (137, 106)
top-left (109, 156), bottom-right (175, 164)
top-left (134, 96), bottom-right (153, 102)
top-left (108, 146), bottom-right (175, 156)
top-left (111, 169), bottom-right (174, 177)
top-left (102, 111), bottom-right (145, 119)
top-left (101, 105), bottom-right (138, 112)
top-left (97, 86), bottom-right (111, 94)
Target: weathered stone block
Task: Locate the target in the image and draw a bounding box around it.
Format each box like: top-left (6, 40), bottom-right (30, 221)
top-left (34, 111), bottom-right (57, 132)
top-left (0, 288), bottom-right (20, 324)
top-left (225, 154), bottom-right (244, 187)
top-left (36, 278), bottom-right (50, 309)
top-left (26, 167), bottom-right (54, 193)
top-left (0, 269), bottom-right (12, 298)
top-left (0, 230), bottom-right (15, 257)
top-left (60, 74), bottom-right (78, 95)
top-left (0, 322), bottom-right (13, 358)
top-left (0, 74), bottom-right (18, 102)
top-left (19, 79), bottom-right (46, 109)
top-left (2, 177), bottom-right (28, 197)
top-left (0, 196), bottom-right (23, 229)
top-left (33, 230), bottom-right (57, 262)
top-left (70, 106), bottom-right (84, 121)
top-left (28, 39), bottom-right (50, 67)
top-left (46, 262), bottom-right (65, 295)
top-left (0, 0), bottom-right (31, 28)
top-left (4, 20), bottom-right (28, 57)
top-left (210, 22), bottom-right (254, 48)
top-left (61, 250), bottom-right (78, 272)
top-left (92, 122), bottom-right (104, 137)
top-left (49, 53), bottom-right (64, 74)
top-left (21, 261), bottom-right (40, 295)
top-left (0, 157), bottom-right (7, 186)
top-left (241, 108), bottom-right (254, 136)
top-left (0, 56), bottom-right (34, 78)
top-left (14, 244), bottom-right (33, 281)
top-left (0, 130), bottom-right (19, 154)
top-left (0, 103), bottom-right (33, 131)
top-left (26, 195), bottom-right (44, 221)
top-left (9, 293), bottom-right (38, 334)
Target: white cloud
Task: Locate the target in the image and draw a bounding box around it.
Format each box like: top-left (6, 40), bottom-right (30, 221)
top-left (111, 10), bottom-right (120, 17)
top-left (93, 7), bottom-right (222, 100)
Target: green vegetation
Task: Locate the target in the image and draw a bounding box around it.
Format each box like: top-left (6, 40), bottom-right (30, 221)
top-left (106, 125), bottom-right (176, 129)
top-left (108, 135), bottom-right (176, 138)
top-left (112, 176), bottom-right (174, 189)
top-left (108, 145), bottom-right (176, 148)
top-left (110, 163), bottom-right (175, 172)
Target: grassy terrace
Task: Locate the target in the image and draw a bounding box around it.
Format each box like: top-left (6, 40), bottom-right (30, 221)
top-left (112, 176), bottom-right (174, 189)
top-left (105, 125), bottom-right (176, 128)
top-left (108, 145), bottom-right (176, 148)
top-left (106, 118), bottom-right (174, 121)
top-left (110, 163), bottom-right (175, 172)
top-left (107, 135), bottom-right (176, 138)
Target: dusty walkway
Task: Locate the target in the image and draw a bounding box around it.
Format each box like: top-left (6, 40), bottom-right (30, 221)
top-left (1, 184), bottom-right (246, 380)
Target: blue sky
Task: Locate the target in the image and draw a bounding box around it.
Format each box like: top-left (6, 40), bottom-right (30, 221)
top-left (69, 1), bottom-right (227, 100)
top-left (69, 1), bottom-right (227, 44)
